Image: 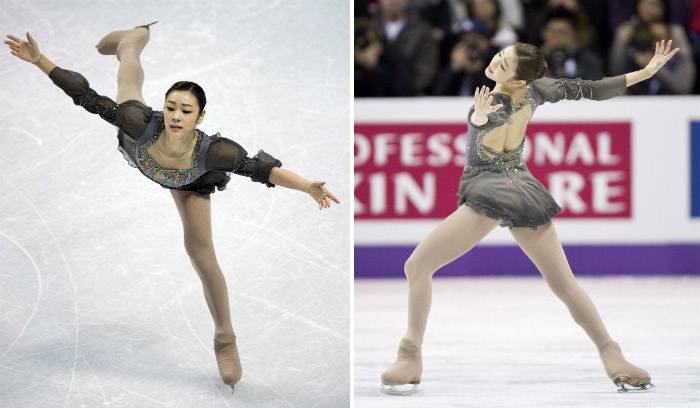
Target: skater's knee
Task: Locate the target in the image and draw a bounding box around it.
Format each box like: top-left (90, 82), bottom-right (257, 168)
top-left (545, 276), bottom-right (578, 303)
top-left (404, 255), bottom-right (432, 282)
top-left (184, 238), bottom-right (216, 266)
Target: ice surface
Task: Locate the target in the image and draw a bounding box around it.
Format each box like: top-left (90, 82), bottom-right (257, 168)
top-left (355, 277), bottom-right (700, 408)
top-left (0, 1), bottom-right (349, 407)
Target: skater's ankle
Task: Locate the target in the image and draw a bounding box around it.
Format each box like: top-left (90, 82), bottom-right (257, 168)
top-left (400, 337), bottom-right (421, 348)
top-left (598, 339), bottom-right (620, 354)
top-left (214, 331), bottom-right (236, 344)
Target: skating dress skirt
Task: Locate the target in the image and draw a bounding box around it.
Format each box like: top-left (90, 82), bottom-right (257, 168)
top-left (458, 76), bottom-right (628, 230)
top-left (48, 66), bottom-right (282, 195)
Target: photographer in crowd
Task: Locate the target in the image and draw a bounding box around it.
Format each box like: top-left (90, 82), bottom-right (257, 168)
top-left (432, 19), bottom-right (497, 95)
top-left (355, 18), bottom-right (393, 97)
top-left (356, 0), bottom-right (438, 97)
top-left (540, 6), bottom-right (605, 80)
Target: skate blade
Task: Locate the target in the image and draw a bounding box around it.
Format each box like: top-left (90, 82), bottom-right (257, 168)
top-left (616, 381), bottom-right (655, 393)
top-left (230, 384), bottom-right (235, 395)
top-left (380, 383), bottom-right (418, 396)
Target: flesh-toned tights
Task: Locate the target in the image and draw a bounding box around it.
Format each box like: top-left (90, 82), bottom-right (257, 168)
top-left (403, 204), bottom-right (614, 358)
top-left (105, 28), bottom-right (235, 342)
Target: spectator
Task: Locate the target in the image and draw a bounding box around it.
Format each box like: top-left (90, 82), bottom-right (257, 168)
top-left (522, 0), bottom-right (597, 52)
top-left (608, 0), bottom-right (690, 33)
top-left (494, 0), bottom-right (525, 32)
top-left (372, 0), bottom-right (439, 96)
top-left (465, 0), bottom-right (518, 48)
top-left (623, 22), bottom-right (695, 94)
top-left (449, 0), bottom-right (523, 33)
top-left (355, 18), bottom-right (393, 97)
top-left (540, 7), bottom-right (605, 80)
top-left (432, 19), bottom-right (498, 95)
top-left (609, 0), bottom-right (695, 94)
top-left (411, 0), bottom-right (454, 43)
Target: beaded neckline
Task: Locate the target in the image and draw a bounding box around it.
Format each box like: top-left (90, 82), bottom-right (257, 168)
top-left (475, 84), bottom-right (535, 170)
top-left (491, 84), bottom-right (535, 114)
top-left (136, 115), bottom-right (203, 187)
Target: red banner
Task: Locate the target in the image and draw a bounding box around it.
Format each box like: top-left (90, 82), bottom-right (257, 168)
top-left (354, 122), bottom-right (631, 219)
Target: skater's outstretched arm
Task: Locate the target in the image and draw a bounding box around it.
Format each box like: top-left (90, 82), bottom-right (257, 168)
top-left (4, 31), bottom-right (151, 139)
top-left (4, 32), bottom-right (55, 74)
top-left (624, 39), bottom-right (680, 87)
top-left (269, 167), bottom-right (340, 210)
top-left (532, 40), bottom-right (680, 104)
top-left (206, 137), bottom-right (339, 209)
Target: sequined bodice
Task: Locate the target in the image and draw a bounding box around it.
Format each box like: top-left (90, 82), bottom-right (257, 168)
top-left (134, 112), bottom-right (206, 188)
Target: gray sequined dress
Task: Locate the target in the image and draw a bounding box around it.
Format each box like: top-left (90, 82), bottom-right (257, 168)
top-left (48, 67), bottom-right (282, 195)
top-left (458, 75), bottom-right (627, 229)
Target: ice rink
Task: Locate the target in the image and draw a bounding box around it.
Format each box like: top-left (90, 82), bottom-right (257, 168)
top-left (0, 1), bottom-right (349, 407)
top-left (355, 277), bottom-right (700, 408)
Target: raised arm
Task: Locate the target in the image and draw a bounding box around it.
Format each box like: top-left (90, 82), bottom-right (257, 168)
top-left (4, 32), bottom-right (55, 73)
top-left (532, 40), bottom-right (680, 104)
top-left (531, 75), bottom-right (628, 104)
top-left (206, 138), bottom-right (339, 210)
top-left (624, 39), bottom-right (681, 87)
top-left (4, 31), bottom-right (151, 138)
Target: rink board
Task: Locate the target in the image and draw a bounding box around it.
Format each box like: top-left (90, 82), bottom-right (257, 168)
top-left (355, 244), bottom-right (700, 277)
top-left (354, 97), bottom-right (700, 277)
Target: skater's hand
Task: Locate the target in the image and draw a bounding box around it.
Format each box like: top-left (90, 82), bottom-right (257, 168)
top-left (308, 181), bottom-right (340, 210)
top-left (4, 32), bottom-right (41, 64)
top-left (473, 85), bottom-right (504, 116)
top-left (643, 39), bottom-right (680, 77)
top-left (471, 85), bottom-right (503, 126)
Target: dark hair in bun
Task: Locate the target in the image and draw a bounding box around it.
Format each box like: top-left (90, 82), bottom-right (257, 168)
top-left (513, 42), bottom-right (547, 82)
top-left (165, 81), bottom-right (207, 114)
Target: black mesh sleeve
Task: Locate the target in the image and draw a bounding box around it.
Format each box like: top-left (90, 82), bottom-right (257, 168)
top-left (205, 137), bottom-right (283, 188)
top-left (532, 75), bottom-right (627, 104)
top-left (48, 66), bottom-right (152, 139)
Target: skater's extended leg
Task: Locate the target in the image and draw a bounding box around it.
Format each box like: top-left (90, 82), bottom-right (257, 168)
top-left (97, 26), bottom-right (149, 104)
top-left (510, 222), bottom-right (652, 389)
top-left (382, 205), bottom-right (499, 389)
top-left (170, 189), bottom-right (241, 386)
top-left (403, 204), bottom-right (499, 346)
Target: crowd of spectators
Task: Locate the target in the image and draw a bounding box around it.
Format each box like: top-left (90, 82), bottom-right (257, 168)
top-left (355, 0), bottom-right (699, 96)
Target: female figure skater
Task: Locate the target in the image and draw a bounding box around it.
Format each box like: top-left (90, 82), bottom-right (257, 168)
top-left (4, 23), bottom-right (339, 392)
top-left (380, 40), bottom-right (679, 394)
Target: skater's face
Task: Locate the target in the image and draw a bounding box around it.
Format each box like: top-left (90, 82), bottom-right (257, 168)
top-left (485, 45), bottom-right (518, 84)
top-left (163, 90), bottom-right (206, 137)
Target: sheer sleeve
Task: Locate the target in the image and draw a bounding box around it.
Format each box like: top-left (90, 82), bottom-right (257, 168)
top-left (531, 75), bottom-right (627, 105)
top-left (205, 137), bottom-right (283, 188)
top-left (48, 66), bottom-right (152, 139)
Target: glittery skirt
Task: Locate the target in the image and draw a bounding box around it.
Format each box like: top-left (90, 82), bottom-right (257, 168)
top-left (168, 170), bottom-right (232, 195)
top-left (456, 163), bottom-right (562, 230)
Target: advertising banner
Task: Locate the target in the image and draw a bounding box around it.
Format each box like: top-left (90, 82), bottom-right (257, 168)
top-left (355, 122), bottom-right (631, 219)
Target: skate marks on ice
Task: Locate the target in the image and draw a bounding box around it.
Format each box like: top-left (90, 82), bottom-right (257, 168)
top-left (0, 0), bottom-right (350, 407)
top-left (355, 277), bottom-right (700, 408)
